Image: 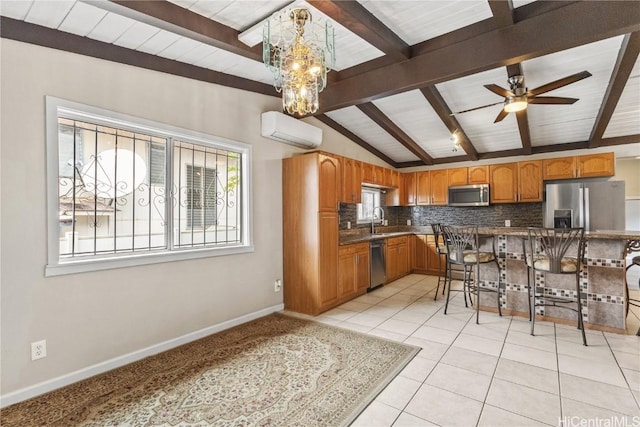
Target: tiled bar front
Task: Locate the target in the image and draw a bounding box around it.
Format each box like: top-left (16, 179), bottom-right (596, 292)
top-left (477, 232), bottom-right (630, 332)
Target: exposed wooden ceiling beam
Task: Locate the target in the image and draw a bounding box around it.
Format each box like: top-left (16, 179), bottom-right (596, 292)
top-left (313, 115), bottom-right (399, 168)
top-left (0, 17), bottom-right (275, 96)
top-left (357, 103), bottom-right (434, 165)
top-left (307, 1), bottom-right (410, 62)
top-left (598, 134), bottom-right (640, 146)
top-left (506, 63), bottom-right (532, 154)
top-left (419, 86), bottom-right (479, 161)
top-left (488, 0), bottom-right (514, 27)
top-left (588, 32), bottom-right (640, 148)
top-left (87, 0), bottom-right (262, 61)
top-left (318, 1), bottom-right (640, 113)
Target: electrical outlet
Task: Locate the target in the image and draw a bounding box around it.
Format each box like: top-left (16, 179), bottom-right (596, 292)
top-left (347, 221), bottom-right (351, 229)
top-left (274, 279), bottom-right (282, 292)
top-left (505, 219), bottom-right (511, 227)
top-left (407, 220), bottom-right (411, 226)
top-left (31, 340), bottom-right (46, 361)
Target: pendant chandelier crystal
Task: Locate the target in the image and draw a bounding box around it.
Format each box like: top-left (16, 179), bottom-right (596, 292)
top-left (263, 7), bottom-right (335, 116)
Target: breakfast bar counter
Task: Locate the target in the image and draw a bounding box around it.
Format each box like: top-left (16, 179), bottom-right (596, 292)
top-left (473, 228), bottom-right (640, 333)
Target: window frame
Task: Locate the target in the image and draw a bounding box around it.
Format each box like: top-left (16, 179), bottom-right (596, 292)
top-left (357, 187), bottom-right (383, 224)
top-left (45, 97), bottom-right (253, 276)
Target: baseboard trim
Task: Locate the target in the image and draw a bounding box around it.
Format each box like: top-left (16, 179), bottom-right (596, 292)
top-left (0, 303), bottom-right (284, 408)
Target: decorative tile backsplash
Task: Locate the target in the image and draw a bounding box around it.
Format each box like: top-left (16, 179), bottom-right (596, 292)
top-left (338, 201), bottom-right (543, 230)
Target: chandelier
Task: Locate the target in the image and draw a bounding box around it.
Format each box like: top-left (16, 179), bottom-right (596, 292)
top-left (263, 7), bottom-right (335, 116)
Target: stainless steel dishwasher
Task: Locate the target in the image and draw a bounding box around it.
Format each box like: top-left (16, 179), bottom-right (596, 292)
top-left (369, 239), bottom-right (386, 291)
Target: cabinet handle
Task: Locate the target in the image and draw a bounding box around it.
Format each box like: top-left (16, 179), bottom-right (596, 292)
top-left (355, 254), bottom-right (359, 264)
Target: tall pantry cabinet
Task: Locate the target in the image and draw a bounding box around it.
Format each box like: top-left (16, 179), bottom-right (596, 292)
top-left (283, 153), bottom-right (340, 315)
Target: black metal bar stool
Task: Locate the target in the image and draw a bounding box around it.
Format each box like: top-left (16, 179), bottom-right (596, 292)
top-left (523, 227), bottom-right (587, 346)
top-left (431, 223), bottom-right (449, 301)
top-left (624, 240), bottom-right (640, 336)
top-left (442, 225), bottom-right (502, 324)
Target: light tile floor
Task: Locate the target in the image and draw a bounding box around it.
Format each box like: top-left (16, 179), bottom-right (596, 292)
top-left (313, 274), bottom-right (640, 427)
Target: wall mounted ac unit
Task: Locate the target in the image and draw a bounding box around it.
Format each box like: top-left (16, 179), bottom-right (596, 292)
top-left (261, 111), bottom-right (322, 149)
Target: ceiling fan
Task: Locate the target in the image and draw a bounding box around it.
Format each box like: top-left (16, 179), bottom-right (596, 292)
top-left (452, 70), bottom-right (592, 123)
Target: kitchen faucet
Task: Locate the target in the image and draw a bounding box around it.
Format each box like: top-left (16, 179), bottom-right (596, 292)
top-left (372, 206), bottom-right (385, 234)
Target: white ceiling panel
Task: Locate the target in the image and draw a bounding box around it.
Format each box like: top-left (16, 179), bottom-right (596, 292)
top-left (523, 36), bottom-right (624, 146)
top-left (604, 56), bottom-right (640, 139)
top-left (326, 107), bottom-right (420, 162)
top-left (156, 37), bottom-right (204, 61)
top-left (86, 12), bottom-right (136, 44)
top-left (511, 0), bottom-right (537, 8)
top-left (359, 0), bottom-right (492, 45)
top-left (58, 2), bottom-right (106, 37)
top-left (208, 1), bottom-right (292, 31)
top-left (0, 1), bottom-right (34, 20)
top-left (218, 54), bottom-right (273, 84)
top-left (113, 21), bottom-right (160, 50)
top-left (24, 0), bottom-right (74, 28)
top-left (136, 30), bottom-right (182, 56)
top-left (174, 40), bottom-right (220, 64)
top-left (372, 90), bottom-right (455, 159)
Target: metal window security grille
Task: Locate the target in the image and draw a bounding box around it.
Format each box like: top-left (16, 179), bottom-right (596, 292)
top-left (173, 140), bottom-right (242, 248)
top-left (48, 98), bottom-right (250, 274)
top-left (57, 117), bottom-right (168, 258)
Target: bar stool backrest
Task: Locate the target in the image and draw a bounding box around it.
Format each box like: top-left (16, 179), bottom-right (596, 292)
top-left (431, 223), bottom-right (446, 254)
top-left (526, 227), bottom-right (585, 274)
top-left (442, 225), bottom-right (479, 264)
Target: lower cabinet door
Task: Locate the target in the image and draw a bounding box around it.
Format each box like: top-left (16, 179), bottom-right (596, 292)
top-left (356, 249), bottom-right (370, 292)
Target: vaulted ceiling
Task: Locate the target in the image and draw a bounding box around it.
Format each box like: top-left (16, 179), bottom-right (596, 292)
top-left (2, 1), bottom-right (639, 168)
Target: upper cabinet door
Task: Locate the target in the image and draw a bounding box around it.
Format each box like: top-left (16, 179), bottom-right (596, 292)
top-left (341, 157), bottom-right (362, 204)
top-left (404, 172), bottom-right (417, 206)
top-left (518, 160), bottom-right (543, 202)
top-left (577, 153), bottom-right (615, 178)
top-left (416, 171), bottom-right (431, 205)
top-left (362, 162), bottom-right (374, 184)
top-left (468, 166), bottom-right (489, 184)
top-left (430, 170), bottom-right (448, 205)
top-left (542, 157), bottom-right (576, 180)
top-left (490, 163), bottom-right (518, 204)
top-left (319, 154), bottom-right (341, 212)
top-left (448, 167), bottom-right (468, 186)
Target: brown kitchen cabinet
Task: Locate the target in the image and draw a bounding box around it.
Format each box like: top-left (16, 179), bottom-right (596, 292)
top-left (468, 166), bottom-right (490, 184)
top-left (426, 235), bottom-right (441, 275)
top-left (448, 167), bottom-right (468, 186)
top-left (410, 234), bottom-right (429, 274)
top-left (416, 171), bottom-right (431, 205)
top-left (490, 162), bottom-right (518, 204)
top-left (404, 172), bottom-right (417, 206)
top-left (342, 157), bottom-right (362, 204)
top-left (542, 156), bottom-right (576, 180)
top-left (430, 169), bottom-right (448, 205)
top-left (517, 160), bottom-right (543, 202)
top-left (577, 152), bottom-right (615, 178)
top-left (338, 242), bottom-right (370, 300)
top-left (283, 153), bottom-right (340, 315)
top-left (386, 236), bottom-right (409, 282)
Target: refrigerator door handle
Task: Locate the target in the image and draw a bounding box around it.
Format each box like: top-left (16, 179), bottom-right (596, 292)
top-left (584, 187), bottom-right (590, 231)
top-left (578, 187), bottom-right (585, 228)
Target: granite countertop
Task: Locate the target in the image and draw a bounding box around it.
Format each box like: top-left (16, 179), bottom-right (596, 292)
top-left (339, 226), bottom-right (640, 245)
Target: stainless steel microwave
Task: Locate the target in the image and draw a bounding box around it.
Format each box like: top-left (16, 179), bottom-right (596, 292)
top-left (448, 184), bottom-right (490, 207)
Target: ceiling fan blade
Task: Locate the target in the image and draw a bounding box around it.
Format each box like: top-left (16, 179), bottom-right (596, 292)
top-left (528, 96), bottom-right (579, 105)
top-left (450, 101), bottom-right (504, 115)
top-left (484, 84), bottom-right (514, 98)
top-left (528, 70), bottom-right (592, 96)
top-left (494, 109), bottom-right (509, 123)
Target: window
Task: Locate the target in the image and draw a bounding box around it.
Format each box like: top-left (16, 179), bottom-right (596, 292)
top-left (46, 97), bottom-right (252, 275)
top-left (357, 188), bottom-right (382, 224)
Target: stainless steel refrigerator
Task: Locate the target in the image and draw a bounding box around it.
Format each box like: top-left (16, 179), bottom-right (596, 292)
top-left (544, 181), bottom-right (626, 231)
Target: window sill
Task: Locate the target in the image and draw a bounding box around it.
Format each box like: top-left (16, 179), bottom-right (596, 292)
top-left (45, 244), bottom-right (255, 277)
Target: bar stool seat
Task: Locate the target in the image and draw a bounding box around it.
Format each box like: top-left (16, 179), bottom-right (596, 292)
top-left (526, 255), bottom-right (580, 273)
top-left (449, 251), bottom-right (495, 264)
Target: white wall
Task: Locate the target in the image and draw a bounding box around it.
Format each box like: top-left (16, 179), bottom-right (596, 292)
top-left (0, 39), bottom-right (377, 399)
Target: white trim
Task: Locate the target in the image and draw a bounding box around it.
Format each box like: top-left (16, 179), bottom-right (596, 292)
top-left (45, 96), bottom-right (253, 275)
top-left (0, 303), bottom-right (284, 408)
top-left (45, 244), bottom-right (255, 276)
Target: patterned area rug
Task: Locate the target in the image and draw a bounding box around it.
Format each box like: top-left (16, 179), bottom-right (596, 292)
top-left (2, 313), bottom-right (419, 426)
